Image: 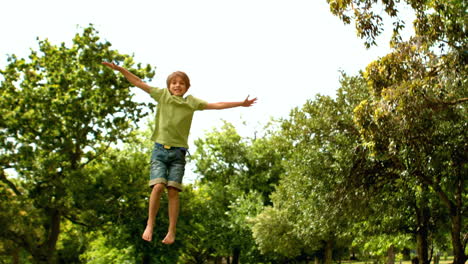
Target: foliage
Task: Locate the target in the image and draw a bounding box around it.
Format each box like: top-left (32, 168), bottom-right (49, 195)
top-left (328, 1), bottom-right (466, 263)
top-left (252, 73), bottom-right (370, 262)
top-left (353, 233), bottom-right (413, 260)
top-left (327, 0), bottom-right (467, 50)
top-left (79, 232), bottom-right (134, 264)
top-left (189, 121), bottom-right (284, 263)
top-left (0, 25), bottom-right (154, 263)
top-left (1, 1), bottom-right (465, 262)
top-left (354, 43), bottom-right (467, 263)
top-left (252, 206), bottom-right (305, 258)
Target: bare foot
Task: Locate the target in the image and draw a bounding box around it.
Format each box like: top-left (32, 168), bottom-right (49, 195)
top-left (142, 225), bottom-right (154, 242)
top-left (162, 231), bottom-right (175, 244)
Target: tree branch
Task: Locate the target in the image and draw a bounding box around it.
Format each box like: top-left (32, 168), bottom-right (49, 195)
top-left (63, 214), bottom-right (93, 228)
top-left (443, 97), bottom-right (468, 105)
top-left (79, 142), bottom-right (112, 169)
top-left (421, 95), bottom-right (468, 111)
top-left (0, 169), bottom-right (22, 196)
top-left (416, 171), bottom-right (456, 215)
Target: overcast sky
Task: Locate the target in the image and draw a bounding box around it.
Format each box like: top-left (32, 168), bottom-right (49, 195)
top-left (1, 0), bottom-right (414, 182)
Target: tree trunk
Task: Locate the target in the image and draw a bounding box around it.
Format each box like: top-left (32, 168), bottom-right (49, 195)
top-left (232, 247), bottom-right (240, 264)
top-left (450, 171), bottom-right (467, 264)
top-left (415, 203), bottom-right (430, 264)
top-left (46, 209), bottom-right (61, 262)
top-left (324, 239), bottom-right (333, 264)
top-left (12, 248), bottom-right (20, 264)
top-left (450, 209), bottom-right (467, 264)
top-left (432, 170), bottom-right (467, 264)
top-left (351, 248), bottom-right (357, 260)
top-left (30, 209), bottom-right (61, 264)
top-left (402, 248), bottom-right (411, 261)
top-left (387, 244), bottom-right (395, 264)
top-left (433, 253), bottom-right (440, 264)
top-left (142, 253), bottom-right (151, 264)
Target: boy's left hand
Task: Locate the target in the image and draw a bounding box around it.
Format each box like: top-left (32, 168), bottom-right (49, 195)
top-left (102, 61), bottom-right (119, 70)
top-left (242, 95), bottom-right (257, 107)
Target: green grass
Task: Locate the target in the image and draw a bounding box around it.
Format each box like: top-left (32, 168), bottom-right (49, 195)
top-left (340, 256), bottom-right (454, 264)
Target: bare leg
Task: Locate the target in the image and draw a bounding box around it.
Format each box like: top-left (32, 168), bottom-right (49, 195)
top-left (162, 187), bottom-right (180, 244)
top-left (142, 183), bottom-right (165, 241)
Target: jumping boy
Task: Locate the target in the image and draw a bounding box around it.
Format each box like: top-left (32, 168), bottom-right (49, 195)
top-left (102, 62), bottom-right (257, 244)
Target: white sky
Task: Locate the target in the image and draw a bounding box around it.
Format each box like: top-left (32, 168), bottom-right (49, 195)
top-left (0, 0), bottom-right (414, 182)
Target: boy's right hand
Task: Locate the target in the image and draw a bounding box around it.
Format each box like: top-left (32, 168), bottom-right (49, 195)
top-left (242, 95), bottom-right (257, 107)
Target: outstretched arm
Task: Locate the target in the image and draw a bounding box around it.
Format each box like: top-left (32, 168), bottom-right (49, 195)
top-left (102, 62), bottom-right (152, 94)
top-left (205, 96), bottom-right (257, 110)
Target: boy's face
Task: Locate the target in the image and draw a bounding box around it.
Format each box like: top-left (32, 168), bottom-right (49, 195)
top-left (169, 76), bottom-right (188, 97)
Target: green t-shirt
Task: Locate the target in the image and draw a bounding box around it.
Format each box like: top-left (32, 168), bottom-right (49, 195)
top-left (149, 87), bottom-right (207, 148)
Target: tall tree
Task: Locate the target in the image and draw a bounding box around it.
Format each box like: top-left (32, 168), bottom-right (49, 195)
top-left (0, 25), bottom-right (154, 263)
top-left (328, 1), bottom-right (467, 263)
top-left (252, 74), bottom-right (370, 263)
top-left (353, 43), bottom-right (466, 263)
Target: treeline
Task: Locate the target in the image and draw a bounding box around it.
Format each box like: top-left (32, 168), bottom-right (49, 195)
top-left (0, 0), bottom-right (466, 263)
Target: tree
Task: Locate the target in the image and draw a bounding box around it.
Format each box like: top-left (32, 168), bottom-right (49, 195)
top-left (252, 74), bottom-right (370, 263)
top-left (190, 121), bottom-right (284, 263)
top-left (328, 1), bottom-right (467, 263)
top-left (0, 25), bottom-right (155, 263)
top-left (353, 43), bottom-right (466, 263)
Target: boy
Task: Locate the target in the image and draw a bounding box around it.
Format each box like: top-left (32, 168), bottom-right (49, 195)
top-left (102, 62), bottom-right (257, 244)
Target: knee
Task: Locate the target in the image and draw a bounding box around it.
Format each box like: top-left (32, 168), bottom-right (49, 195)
top-left (167, 187), bottom-right (180, 198)
top-left (152, 183), bottom-right (166, 194)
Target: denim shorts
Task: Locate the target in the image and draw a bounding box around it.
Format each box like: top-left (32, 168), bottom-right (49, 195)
top-left (149, 143), bottom-right (186, 191)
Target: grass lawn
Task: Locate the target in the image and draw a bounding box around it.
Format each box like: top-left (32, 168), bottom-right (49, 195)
top-left (341, 256), bottom-right (454, 264)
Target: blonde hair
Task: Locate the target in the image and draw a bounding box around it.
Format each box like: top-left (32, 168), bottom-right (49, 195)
top-left (166, 71), bottom-right (191, 89)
